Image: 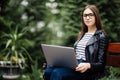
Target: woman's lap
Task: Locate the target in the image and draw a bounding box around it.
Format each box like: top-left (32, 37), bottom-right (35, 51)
top-left (44, 67), bottom-right (75, 76)
top-left (43, 66), bottom-right (92, 80)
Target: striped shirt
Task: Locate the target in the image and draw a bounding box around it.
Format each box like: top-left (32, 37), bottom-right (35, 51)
top-left (75, 33), bottom-right (94, 60)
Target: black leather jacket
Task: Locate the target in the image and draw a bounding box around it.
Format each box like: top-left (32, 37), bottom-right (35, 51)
top-left (74, 30), bottom-right (109, 78)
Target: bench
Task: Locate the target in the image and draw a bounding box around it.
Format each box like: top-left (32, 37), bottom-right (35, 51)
top-left (106, 43), bottom-right (120, 67)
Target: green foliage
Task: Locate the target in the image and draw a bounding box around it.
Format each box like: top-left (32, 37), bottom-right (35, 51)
top-left (108, 67), bottom-right (120, 79)
top-left (30, 60), bottom-right (44, 80)
top-left (17, 60), bottom-right (44, 80)
top-left (0, 0), bottom-right (120, 79)
top-left (101, 67), bottom-right (120, 80)
top-left (55, 0), bottom-right (120, 45)
top-left (0, 25), bottom-right (34, 63)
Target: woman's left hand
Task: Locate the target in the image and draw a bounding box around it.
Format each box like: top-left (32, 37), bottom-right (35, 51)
top-left (75, 63), bottom-right (91, 73)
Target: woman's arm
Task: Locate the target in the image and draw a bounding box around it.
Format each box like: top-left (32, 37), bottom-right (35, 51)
top-left (90, 34), bottom-right (109, 72)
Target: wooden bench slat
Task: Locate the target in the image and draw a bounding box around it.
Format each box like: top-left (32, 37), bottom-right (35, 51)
top-left (106, 56), bottom-right (120, 67)
top-left (107, 43), bottom-right (120, 53)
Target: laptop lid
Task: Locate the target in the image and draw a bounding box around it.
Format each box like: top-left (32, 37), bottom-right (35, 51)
top-left (41, 44), bottom-right (78, 69)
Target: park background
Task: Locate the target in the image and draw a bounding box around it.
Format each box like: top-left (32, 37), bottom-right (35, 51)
top-left (0, 0), bottom-right (120, 80)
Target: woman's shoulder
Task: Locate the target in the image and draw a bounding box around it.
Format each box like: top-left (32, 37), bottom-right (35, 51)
top-left (95, 30), bottom-right (108, 38)
top-left (96, 30), bottom-right (109, 44)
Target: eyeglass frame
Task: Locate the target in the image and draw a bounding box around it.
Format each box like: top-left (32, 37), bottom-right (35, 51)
top-left (83, 13), bottom-right (95, 19)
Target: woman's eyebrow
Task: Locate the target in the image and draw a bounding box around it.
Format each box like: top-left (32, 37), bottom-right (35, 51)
top-left (83, 13), bottom-right (93, 14)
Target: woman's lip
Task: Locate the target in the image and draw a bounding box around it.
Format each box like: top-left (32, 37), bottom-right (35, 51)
top-left (85, 21), bottom-right (90, 23)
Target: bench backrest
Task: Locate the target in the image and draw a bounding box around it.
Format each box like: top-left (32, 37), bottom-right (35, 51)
top-left (106, 43), bottom-right (120, 67)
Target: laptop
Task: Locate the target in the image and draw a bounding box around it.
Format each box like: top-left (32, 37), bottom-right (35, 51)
top-left (41, 44), bottom-right (78, 69)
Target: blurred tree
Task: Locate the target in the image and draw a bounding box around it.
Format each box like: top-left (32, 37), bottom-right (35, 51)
top-left (0, 0), bottom-right (52, 71)
top-left (0, 0), bottom-right (120, 70)
top-left (55, 0), bottom-right (120, 47)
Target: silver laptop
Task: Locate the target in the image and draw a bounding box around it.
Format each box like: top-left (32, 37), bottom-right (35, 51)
top-left (41, 44), bottom-right (78, 69)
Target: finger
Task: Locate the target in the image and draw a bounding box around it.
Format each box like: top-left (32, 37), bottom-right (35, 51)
top-left (76, 66), bottom-right (79, 69)
top-left (80, 68), bottom-right (87, 73)
top-left (79, 66), bottom-right (84, 71)
top-left (76, 65), bottom-right (83, 70)
top-left (75, 67), bottom-right (81, 71)
top-left (76, 66), bottom-right (84, 72)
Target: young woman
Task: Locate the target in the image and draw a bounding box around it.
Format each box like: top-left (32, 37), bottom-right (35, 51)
top-left (43, 5), bottom-right (109, 80)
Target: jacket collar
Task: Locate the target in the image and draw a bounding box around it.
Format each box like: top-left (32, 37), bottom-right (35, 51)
top-left (94, 30), bottom-right (102, 35)
top-left (86, 30), bottom-right (102, 46)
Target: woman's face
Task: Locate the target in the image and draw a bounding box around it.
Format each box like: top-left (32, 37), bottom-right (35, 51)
top-left (83, 8), bottom-right (96, 27)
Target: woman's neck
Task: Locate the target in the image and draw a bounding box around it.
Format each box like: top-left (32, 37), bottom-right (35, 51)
top-left (87, 25), bottom-right (97, 33)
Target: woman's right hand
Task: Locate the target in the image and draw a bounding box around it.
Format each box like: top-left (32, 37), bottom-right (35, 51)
top-left (75, 63), bottom-right (91, 73)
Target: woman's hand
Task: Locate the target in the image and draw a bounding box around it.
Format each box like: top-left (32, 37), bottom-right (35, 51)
top-left (75, 63), bottom-right (91, 73)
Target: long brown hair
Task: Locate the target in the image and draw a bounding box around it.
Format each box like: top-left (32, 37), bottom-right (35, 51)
top-left (77, 5), bottom-right (105, 40)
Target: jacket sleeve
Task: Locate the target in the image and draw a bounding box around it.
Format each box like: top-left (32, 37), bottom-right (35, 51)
top-left (90, 34), bottom-right (109, 72)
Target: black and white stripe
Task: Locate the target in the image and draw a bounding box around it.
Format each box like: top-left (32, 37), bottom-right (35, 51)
top-left (76, 33), bottom-right (93, 60)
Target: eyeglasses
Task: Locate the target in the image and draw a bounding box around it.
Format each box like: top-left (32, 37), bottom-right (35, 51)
top-left (83, 13), bottom-right (94, 19)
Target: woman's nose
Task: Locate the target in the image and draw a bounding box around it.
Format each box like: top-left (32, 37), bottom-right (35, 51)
top-left (86, 16), bottom-right (90, 19)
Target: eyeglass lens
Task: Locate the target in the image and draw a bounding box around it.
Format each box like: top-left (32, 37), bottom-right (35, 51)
top-left (83, 13), bottom-right (94, 19)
